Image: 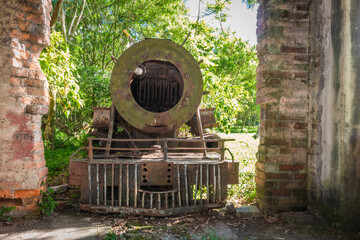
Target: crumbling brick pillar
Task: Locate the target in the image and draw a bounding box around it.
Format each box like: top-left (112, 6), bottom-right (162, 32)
top-left (0, 0), bottom-right (51, 215)
top-left (255, 0), bottom-right (310, 212)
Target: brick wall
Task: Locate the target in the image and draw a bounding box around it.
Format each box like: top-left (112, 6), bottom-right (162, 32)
top-left (0, 0), bottom-right (51, 215)
top-left (256, 0), bottom-right (310, 212)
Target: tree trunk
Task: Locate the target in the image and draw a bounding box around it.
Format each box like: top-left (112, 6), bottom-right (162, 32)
top-left (250, 116), bottom-right (255, 130)
top-left (44, 92), bottom-right (56, 149)
top-left (240, 110), bottom-right (248, 133)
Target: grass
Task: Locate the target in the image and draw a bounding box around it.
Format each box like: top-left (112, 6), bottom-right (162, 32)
top-left (216, 125), bottom-right (259, 134)
top-left (44, 129), bottom-right (86, 186)
top-left (44, 146), bottom-right (79, 174)
top-left (199, 229), bottom-right (224, 240)
top-left (219, 133), bottom-right (259, 205)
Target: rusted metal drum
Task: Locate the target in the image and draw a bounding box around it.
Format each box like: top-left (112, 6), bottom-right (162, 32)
top-left (111, 39), bottom-right (203, 133)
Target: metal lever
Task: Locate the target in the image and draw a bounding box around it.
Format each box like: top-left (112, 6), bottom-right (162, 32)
top-left (123, 29), bottom-right (135, 44)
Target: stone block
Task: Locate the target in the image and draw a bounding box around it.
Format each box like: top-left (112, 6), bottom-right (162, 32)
top-left (25, 104), bottom-right (48, 115)
top-left (235, 205), bottom-right (261, 218)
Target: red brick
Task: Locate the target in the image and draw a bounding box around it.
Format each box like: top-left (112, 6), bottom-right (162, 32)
top-left (10, 77), bottom-right (21, 86)
top-left (12, 68), bottom-right (29, 78)
top-left (265, 172), bottom-right (292, 180)
top-left (293, 122), bottom-right (307, 129)
top-left (23, 79), bottom-right (44, 88)
top-left (24, 160), bottom-right (45, 169)
top-left (293, 13), bottom-right (309, 20)
top-left (264, 181), bottom-right (278, 189)
top-left (279, 147), bottom-right (306, 155)
top-left (28, 61), bottom-right (41, 70)
top-left (13, 49), bottom-right (30, 60)
top-left (29, 70), bottom-right (46, 80)
top-left (0, 198), bottom-right (23, 207)
top-left (280, 46), bottom-right (307, 54)
top-left (0, 189), bottom-right (14, 198)
top-left (14, 189), bottom-right (41, 198)
top-left (255, 176), bottom-right (265, 187)
top-left (294, 55), bottom-right (308, 62)
top-left (294, 72), bottom-right (308, 79)
top-left (11, 29), bottom-right (30, 41)
top-left (29, 35), bottom-right (50, 46)
top-left (255, 168), bottom-right (265, 179)
top-left (279, 181), bottom-right (305, 190)
top-left (294, 173), bottom-right (307, 180)
top-left (16, 12), bottom-right (26, 21)
top-left (27, 87), bottom-right (46, 96)
top-left (279, 198), bottom-right (305, 206)
top-left (18, 20), bottom-right (29, 32)
top-left (22, 196), bottom-right (40, 206)
top-left (21, 96), bottom-right (46, 105)
top-left (10, 86), bottom-right (27, 96)
top-left (266, 189), bottom-right (292, 196)
top-left (264, 137), bottom-right (290, 146)
top-left (291, 138), bottom-right (308, 147)
top-left (20, 3), bottom-right (43, 14)
top-left (256, 161), bottom-right (265, 172)
top-left (30, 44), bottom-right (45, 54)
top-left (262, 70), bottom-right (292, 79)
top-left (265, 121), bottom-right (292, 129)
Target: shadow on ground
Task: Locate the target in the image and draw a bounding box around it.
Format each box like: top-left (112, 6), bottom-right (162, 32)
top-left (0, 203), bottom-right (359, 240)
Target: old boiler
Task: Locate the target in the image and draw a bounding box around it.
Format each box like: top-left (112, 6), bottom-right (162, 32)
top-left (69, 38), bottom-right (239, 216)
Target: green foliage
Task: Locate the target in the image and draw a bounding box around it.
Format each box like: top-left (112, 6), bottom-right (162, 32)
top-left (242, 0), bottom-right (258, 9)
top-left (104, 232), bottom-right (117, 240)
top-left (43, 126), bottom-right (86, 176)
top-left (58, 0), bottom-right (191, 70)
top-left (45, 0), bottom-right (259, 151)
top-left (40, 31), bottom-right (83, 148)
top-left (76, 66), bottom-right (111, 107)
top-left (223, 133), bottom-right (258, 204)
top-left (0, 205), bottom-right (16, 222)
top-left (177, 124), bottom-right (193, 138)
top-left (197, 30), bottom-right (259, 133)
top-left (200, 229), bottom-right (224, 240)
top-left (229, 126), bottom-right (258, 133)
top-left (228, 171), bottom-right (256, 203)
top-left (39, 188), bottom-right (58, 216)
top-left (40, 31), bottom-right (83, 115)
top-left (44, 144), bottom-right (78, 175)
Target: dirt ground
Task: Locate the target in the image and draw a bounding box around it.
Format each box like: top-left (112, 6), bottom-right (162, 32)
top-left (1, 202), bottom-right (359, 240)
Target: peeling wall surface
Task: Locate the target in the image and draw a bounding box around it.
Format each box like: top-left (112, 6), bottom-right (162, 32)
top-left (308, 0), bottom-right (360, 230)
top-left (0, 0), bottom-right (51, 215)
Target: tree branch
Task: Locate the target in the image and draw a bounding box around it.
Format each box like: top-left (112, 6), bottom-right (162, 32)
top-left (68, 1), bottom-right (79, 37)
top-left (70, 0), bottom-right (87, 41)
top-left (50, 0), bottom-right (64, 30)
top-left (60, 5), bottom-right (67, 42)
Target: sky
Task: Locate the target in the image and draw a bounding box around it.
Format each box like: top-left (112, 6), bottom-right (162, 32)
top-left (184, 0), bottom-right (258, 46)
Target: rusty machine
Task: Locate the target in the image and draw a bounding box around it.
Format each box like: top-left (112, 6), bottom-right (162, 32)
top-left (69, 38), bottom-right (239, 216)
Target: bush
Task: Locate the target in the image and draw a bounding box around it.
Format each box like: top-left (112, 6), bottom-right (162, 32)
top-left (39, 188), bottom-right (58, 216)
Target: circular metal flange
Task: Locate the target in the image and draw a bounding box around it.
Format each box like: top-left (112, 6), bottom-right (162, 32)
top-left (111, 39), bottom-right (203, 133)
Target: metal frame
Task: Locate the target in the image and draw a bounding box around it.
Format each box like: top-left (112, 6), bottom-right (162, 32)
top-left (70, 137), bottom-right (235, 216)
